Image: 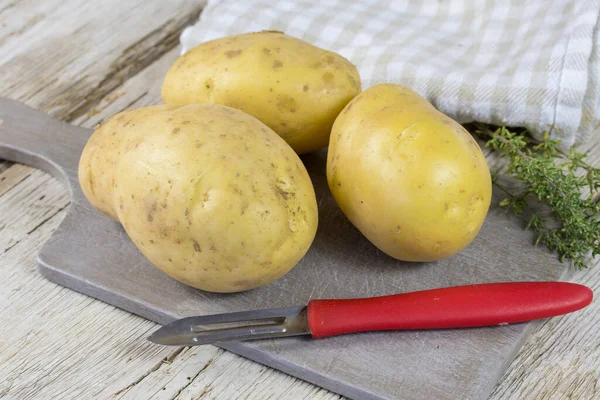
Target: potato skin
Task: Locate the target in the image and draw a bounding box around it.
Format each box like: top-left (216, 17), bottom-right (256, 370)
top-left (327, 84), bottom-right (492, 262)
top-left (79, 104), bottom-right (318, 292)
top-left (162, 31), bottom-right (361, 155)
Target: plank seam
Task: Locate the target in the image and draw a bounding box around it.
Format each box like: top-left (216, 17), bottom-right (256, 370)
top-left (168, 356), bottom-right (214, 400)
top-left (112, 347), bottom-right (186, 397)
top-left (61, 7), bottom-right (204, 122)
top-left (26, 203), bottom-right (69, 235)
top-left (0, 172), bottom-right (32, 198)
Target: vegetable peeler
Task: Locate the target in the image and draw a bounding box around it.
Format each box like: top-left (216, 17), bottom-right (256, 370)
top-left (147, 282), bottom-right (592, 346)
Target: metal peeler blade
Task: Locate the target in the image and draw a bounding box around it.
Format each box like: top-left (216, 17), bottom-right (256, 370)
top-left (148, 306), bottom-right (310, 346)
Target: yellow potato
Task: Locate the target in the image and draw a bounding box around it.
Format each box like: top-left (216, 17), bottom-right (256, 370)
top-left (162, 31), bottom-right (361, 154)
top-left (327, 84), bottom-right (492, 262)
top-left (79, 104), bottom-right (318, 292)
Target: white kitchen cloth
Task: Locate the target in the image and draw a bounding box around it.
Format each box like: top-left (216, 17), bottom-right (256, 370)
top-left (180, 0), bottom-right (600, 149)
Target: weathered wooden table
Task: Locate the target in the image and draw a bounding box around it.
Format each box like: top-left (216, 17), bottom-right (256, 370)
top-left (1, 1), bottom-right (599, 399)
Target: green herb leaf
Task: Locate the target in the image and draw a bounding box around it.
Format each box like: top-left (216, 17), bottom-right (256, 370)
top-left (473, 124), bottom-right (600, 269)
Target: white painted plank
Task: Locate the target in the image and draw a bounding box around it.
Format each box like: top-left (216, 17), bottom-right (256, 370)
top-left (0, 0), bottom-right (205, 120)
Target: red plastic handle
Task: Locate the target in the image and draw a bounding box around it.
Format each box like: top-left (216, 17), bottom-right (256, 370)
top-left (307, 282), bottom-right (593, 338)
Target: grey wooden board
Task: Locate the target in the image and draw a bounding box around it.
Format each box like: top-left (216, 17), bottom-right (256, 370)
top-left (0, 97), bottom-right (569, 400)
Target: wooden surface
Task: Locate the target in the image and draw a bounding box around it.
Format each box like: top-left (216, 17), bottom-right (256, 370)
top-left (0, 1), bottom-right (598, 399)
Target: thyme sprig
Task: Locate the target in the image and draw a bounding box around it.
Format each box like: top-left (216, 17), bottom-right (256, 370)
top-left (473, 124), bottom-right (600, 269)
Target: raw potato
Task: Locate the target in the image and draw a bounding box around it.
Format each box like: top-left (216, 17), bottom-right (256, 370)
top-left (162, 31), bottom-right (361, 154)
top-left (327, 84), bottom-right (492, 262)
top-left (79, 104), bottom-right (318, 292)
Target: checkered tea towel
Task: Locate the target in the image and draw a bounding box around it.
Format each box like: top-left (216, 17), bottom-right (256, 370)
top-left (180, 0), bottom-right (600, 150)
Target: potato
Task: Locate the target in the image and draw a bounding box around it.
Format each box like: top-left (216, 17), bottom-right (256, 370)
top-left (327, 84), bottom-right (492, 262)
top-left (79, 104), bottom-right (318, 292)
top-left (162, 31), bottom-right (361, 154)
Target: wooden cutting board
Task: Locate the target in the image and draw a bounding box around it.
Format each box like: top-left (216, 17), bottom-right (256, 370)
top-left (0, 97), bottom-right (568, 400)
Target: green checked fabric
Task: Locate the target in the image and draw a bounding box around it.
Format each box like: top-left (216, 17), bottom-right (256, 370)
top-left (181, 0), bottom-right (600, 149)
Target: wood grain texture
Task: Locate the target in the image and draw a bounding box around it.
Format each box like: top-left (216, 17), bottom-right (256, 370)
top-left (491, 260), bottom-right (600, 400)
top-left (0, 1), bottom-right (599, 399)
top-left (0, 0), bottom-right (205, 120)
